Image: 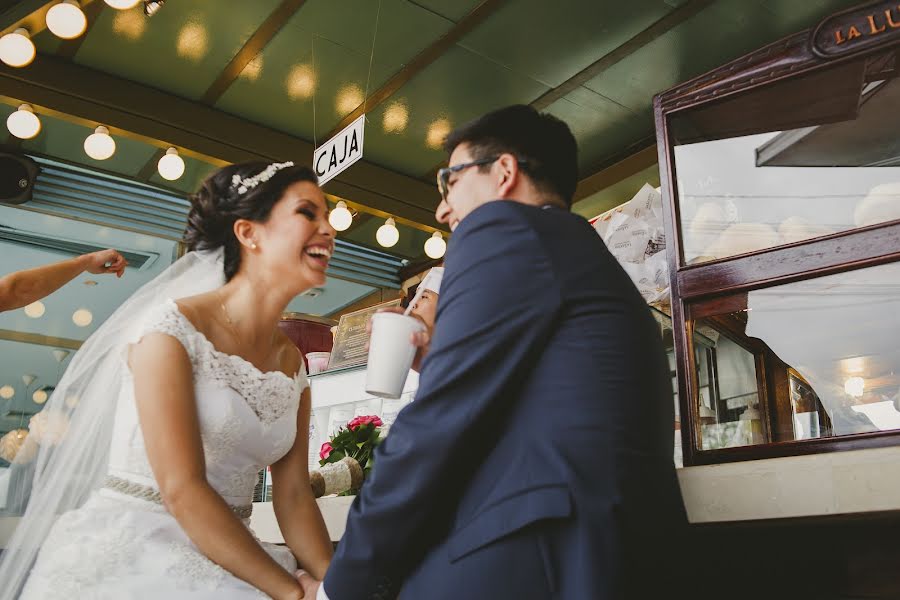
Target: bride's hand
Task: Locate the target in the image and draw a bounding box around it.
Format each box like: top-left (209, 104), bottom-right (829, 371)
top-left (365, 307), bottom-right (431, 372)
top-left (295, 570), bottom-right (320, 599)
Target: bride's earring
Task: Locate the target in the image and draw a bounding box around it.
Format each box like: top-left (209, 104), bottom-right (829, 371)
top-left (250, 242), bottom-right (257, 250)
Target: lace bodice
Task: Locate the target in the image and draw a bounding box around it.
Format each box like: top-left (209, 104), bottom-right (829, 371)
top-left (108, 299), bottom-right (307, 506)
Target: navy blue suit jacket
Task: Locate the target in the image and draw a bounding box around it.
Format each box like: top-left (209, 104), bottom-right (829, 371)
top-left (324, 201), bottom-right (687, 599)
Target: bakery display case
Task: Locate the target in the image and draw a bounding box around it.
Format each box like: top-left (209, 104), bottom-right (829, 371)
top-left (655, 1), bottom-right (900, 465)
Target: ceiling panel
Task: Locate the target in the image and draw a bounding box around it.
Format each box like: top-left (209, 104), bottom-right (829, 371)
top-left (70, 1), bottom-right (281, 100)
top-left (583, 0), bottom-right (857, 114)
top-left (215, 0), bottom-right (455, 142)
top-left (295, 0), bottom-right (455, 88)
top-left (544, 87), bottom-right (650, 174)
top-left (362, 44), bottom-right (551, 177)
top-left (458, 0), bottom-right (674, 87)
top-left (760, 0), bottom-right (861, 33)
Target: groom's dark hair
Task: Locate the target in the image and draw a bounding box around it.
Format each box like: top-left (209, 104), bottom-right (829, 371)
top-left (444, 105), bottom-right (579, 207)
top-left (184, 162), bottom-right (318, 281)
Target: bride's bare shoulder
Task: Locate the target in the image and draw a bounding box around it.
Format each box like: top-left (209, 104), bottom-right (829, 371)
top-left (171, 293), bottom-right (217, 333)
top-left (274, 330), bottom-right (304, 378)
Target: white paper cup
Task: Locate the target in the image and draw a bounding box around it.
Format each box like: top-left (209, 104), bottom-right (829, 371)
top-left (305, 352), bottom-right (331, 375)
top-left (365, 312), bottom-right (425, 399)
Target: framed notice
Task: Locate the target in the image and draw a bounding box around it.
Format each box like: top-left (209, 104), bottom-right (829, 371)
top-left (326, 299), bottom-right (402, 370)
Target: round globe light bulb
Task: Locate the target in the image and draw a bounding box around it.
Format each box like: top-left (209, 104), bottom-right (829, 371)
top-left (329, 201), bottom-right (353, 231)
top-left (424, 231), bottom-right (447, 259)
top-left (46, 0), bottom-right (88, 40)
top-left (104, 0), bottom-right (141, 8)
top-left (32, 389), bottom-right (48, 404)
top-left (24, 301), bottom-right (45, 318)
top-left (0, 28), bottom-right (36, 68)
top-left (7, 104), bottom-right (41, 139)
top-left (0, 385), bottom-right (14, 400)
top-left (72, 308), bottom-right (93, 327)
top-left (376, 218), bottom-right (399, 248)
top-left (84, 126), bottom-right (116, 160)
top-left (157, 147), bottom-right (185, 180)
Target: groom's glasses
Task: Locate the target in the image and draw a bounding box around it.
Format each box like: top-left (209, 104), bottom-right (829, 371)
top-left (436, 156), bottom-right (528, 201)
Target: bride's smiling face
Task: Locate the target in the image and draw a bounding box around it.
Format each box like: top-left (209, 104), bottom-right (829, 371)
top-left (244, 180), bottom-right (335, 291)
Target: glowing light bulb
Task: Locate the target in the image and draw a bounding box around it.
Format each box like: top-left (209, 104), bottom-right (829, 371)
top-left (84, 126), bottom-right (116, 160)
top-left (46, 0), bottom-right (88, 40)
top-left (0, 28), bottom-right (36, 67)
top-left (104, 0), bottom-right (141, 9)
top-left (329, 201), bottom-right (353, 231)
top-left (376, 218), bottom-right (399, 248)
top-left (6, 104), bottom-right (41, 139)
top-left (424, 231), bottom-right (446, 259)
top-left (157, 147), bottom-right (185, 180)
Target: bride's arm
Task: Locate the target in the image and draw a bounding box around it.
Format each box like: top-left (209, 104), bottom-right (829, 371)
top-left (270, 386), bottom-right (333, 580)
top-left (130, 333), bottom-right (305, 600)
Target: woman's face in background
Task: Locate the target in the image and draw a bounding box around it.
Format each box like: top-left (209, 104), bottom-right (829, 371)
top-left (410, 290), bottom-right (438, 329)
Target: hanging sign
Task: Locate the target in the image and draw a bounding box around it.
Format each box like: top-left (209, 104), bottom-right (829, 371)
top-left (313, 114), bottom-right (365, 186)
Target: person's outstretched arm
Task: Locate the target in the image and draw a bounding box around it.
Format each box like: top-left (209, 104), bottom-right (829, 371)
top-left (0, 249), bottom-right (127, 311)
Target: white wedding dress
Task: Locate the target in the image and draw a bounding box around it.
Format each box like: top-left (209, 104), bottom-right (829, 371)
top-left (20, 299), bottom-right (305, 599)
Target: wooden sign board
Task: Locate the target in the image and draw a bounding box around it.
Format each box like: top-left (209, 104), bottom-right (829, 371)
top-left (326, 298), bottom-right (402, 371)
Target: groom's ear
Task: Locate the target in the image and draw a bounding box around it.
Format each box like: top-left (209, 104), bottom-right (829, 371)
top-left (232, 219), bottom-right (258, 251)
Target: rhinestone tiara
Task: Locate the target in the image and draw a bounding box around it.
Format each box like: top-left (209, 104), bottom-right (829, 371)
top-left (231, 161), bottom-right (294, 195)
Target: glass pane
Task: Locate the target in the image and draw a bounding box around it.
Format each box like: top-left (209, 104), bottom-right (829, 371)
top-left (691, 324), bottom-right (766, 450)
top-left (672, 70), bottom-right (900, 265)
top-left (689, 260), bottom-right (900, 449)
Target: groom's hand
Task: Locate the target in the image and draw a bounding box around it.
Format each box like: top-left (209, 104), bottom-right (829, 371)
top-left (366, 307), bottom-right (432, 372)
top-left (295, 570), bottom-right (321, 599)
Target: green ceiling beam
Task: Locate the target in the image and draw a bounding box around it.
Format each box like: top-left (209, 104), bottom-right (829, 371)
top-left (0, 53), bottom-right (441, 227)
top-left (201, 0), bottom-right (308, 104)
top-left (573, 144), bottom-right (658, 203)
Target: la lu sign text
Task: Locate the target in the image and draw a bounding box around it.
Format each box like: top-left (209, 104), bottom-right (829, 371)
top-left (812, 1), bottom-right (900, 58)
top-left (314, 115), bottom-right (365, 186)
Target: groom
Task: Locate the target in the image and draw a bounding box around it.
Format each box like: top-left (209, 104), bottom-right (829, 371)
top-left (303, 105), bottom-right (687, 599)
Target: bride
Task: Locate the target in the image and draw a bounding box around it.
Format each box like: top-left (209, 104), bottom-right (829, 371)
top-left (0, 161), bottom-right (336, 599)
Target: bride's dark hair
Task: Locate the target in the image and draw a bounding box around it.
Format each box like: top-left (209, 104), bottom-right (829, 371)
top-left (184, 162), bottom-right (319, 280)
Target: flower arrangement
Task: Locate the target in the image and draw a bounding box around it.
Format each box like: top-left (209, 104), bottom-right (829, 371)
top-left (319, 415), bottom-right (384, 486)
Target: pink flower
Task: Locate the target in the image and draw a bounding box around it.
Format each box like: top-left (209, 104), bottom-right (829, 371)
top-left (348, 415), bottom-right (384, 431)
top-left (319, 442), bottom-right (333, 461)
